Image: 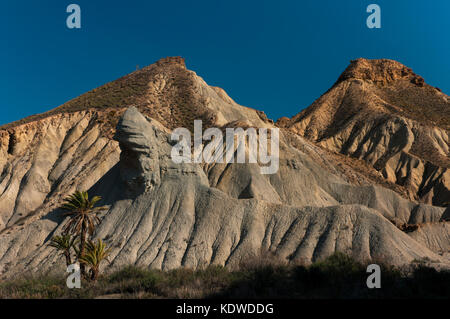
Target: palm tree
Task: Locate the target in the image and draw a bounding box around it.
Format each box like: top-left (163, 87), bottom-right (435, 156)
top-left (61, 191), bottom-right (108, 276)
top-left (79, 239), bottom-right (111, 281)
top-left (49, 234), bottom-right (77, 266)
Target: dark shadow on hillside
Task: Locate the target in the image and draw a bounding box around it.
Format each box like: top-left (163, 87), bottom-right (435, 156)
top-left (207, 254), bottom-right (450, 299)
top-left (87, 163), bottom-right (127, 204)
top-left (41, 163), bottom-right (124, 243)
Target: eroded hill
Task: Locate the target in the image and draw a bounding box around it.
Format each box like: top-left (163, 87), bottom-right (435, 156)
top-left (278, 58), bottom-right (449, 207)
top-left (0, 57), bottom-right (448, 278)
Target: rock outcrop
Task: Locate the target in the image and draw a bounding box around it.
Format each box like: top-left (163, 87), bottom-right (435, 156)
top-left (0, 111), bottom-right (120, 231)
top-left (0, 57), bottom-right (448, 278)
top-left (0, 106), bottom-right (448, 278)
top-left (279, 58), bottom-right (450, 207)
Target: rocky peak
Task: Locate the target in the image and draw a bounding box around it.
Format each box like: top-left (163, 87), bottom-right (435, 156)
top-left (0, 58), bottom-right (449, 278)
top-left (336, 58), bottom-right (424, 87)
top-left (154, 56), bottom-right (186, 69)
top-left (285, 58), bottom-right (449, 207)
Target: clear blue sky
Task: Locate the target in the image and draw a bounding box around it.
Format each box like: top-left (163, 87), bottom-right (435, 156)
top-left (1, 0), bottom-right (449, 125)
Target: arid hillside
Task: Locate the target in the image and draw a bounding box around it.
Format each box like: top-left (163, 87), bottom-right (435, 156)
top-left (0, 57), bottom-right (448, 279)
top-left (278, 58), bottom-right (449, 207)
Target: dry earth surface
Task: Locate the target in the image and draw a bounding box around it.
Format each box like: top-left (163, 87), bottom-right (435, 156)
top-left (0, 57), bottom-right (448, 279)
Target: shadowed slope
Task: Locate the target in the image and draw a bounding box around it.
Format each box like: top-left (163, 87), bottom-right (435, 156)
top-left (0, 108), bottom-right (447, 279)
top-left (279, 58), bottom-right (449, 206)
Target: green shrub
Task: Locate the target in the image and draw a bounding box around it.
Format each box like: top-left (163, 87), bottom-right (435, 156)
top-left (1, 254), bottom-right (449, 299)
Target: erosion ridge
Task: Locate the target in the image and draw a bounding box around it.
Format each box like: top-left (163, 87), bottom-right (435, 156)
top-left (279, 58), bottom-right (449, 207)
top-left (0, 57), bottom-right (448, 278)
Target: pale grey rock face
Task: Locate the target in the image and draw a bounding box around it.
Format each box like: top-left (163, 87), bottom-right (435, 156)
top-left (114, 107), bottom-right (161, 196)
top-left (0, 107), bottom-right (447, 279)
top-left (442, 206), bottom-right (450, 221)
top-left (408, 222), bottom-right (450, 256)
top-left (0, 56), bottom-right (448, 278)
top-left (0, 112), bottom-right (120, 232)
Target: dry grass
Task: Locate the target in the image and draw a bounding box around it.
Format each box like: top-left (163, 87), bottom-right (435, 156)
top-left (0, 69), bottom-right (150, 131)
top-left (0, 253), bottom-right (449, 299)
top-left (0, 59), bottom-right (216, 136)
top-left (379, 82), bottom-right (450, 130)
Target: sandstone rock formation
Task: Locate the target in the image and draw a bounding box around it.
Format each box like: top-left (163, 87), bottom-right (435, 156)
top-left (278, 58), bottom-right (449, 207)
top-left (0, 57), bottom-right (448, 278)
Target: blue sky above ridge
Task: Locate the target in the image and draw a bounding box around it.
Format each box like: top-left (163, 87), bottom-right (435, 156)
top-left (1, 0), bottom-right (449, 125)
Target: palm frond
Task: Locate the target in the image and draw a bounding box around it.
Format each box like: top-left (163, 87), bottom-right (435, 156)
top-left (91, 205), bottom-right (109, 213)
top-left (49, 234), bottom-right (76, 251)
top-left (62, 192), bottom-right (85, 210)
top-left (60, 191), bottom-right (106, 236)
top-left (89, 196), bottom-right (102, 208)
top-left (79, 239), bottom-right (111, 268)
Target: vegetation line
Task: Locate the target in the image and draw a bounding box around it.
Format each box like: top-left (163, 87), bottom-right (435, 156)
top-left (1, 253), bottom-right (449, 299)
